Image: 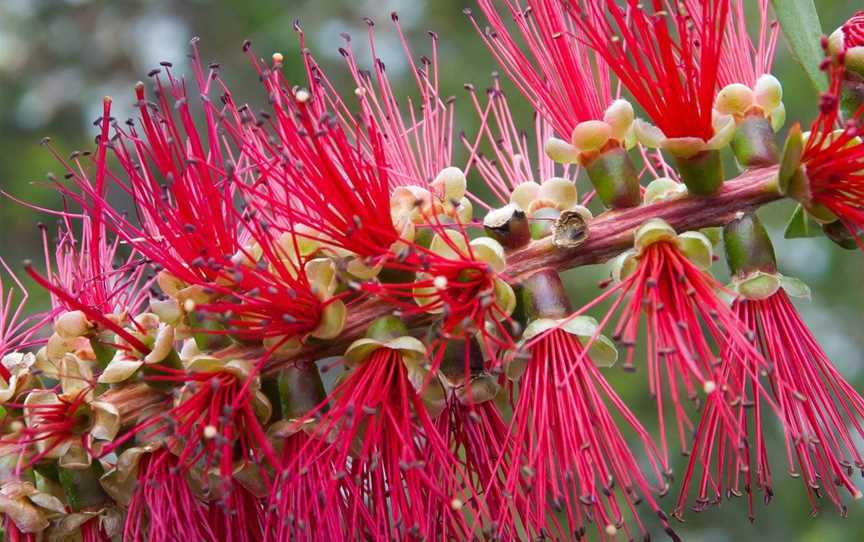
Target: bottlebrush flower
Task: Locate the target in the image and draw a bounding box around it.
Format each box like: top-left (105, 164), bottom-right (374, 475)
top-left (363, 230), bottom-right (516, 371)
top-left (677, 213), bottom-right (864, 518)
top-left (592, 219), bottom-right (769, 465)
top-left (784, 55), bottom-right (864, 250)
top-left (469, 0), bottom-right (641, 208)
top-left (49, 42), bottom-right (246, 294)
top-left (572, 0), bottom-right (735, 194)
top-left (7, 353), bottom-right (119, 469)
top-left (263, 362), bottom-right (342, 542)
top-left (102, 446), bottom-right (214, 542)
top-left (435, 339), bottom-right (519, 535)
top-left (504, 269), bottom-right (674, 540)
top-left (279, 319), bottom-right (474, 540)
top-left (99, 352), bottom-right (276, 540)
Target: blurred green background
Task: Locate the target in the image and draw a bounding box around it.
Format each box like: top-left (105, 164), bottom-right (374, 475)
top-left (1, 1), bottom-right (863, 540)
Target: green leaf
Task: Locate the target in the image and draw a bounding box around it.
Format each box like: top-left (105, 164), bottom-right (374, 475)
top-left (784, 204), bottom-right (823, 239)
top-left (771, 0), bottom-right (827, 93)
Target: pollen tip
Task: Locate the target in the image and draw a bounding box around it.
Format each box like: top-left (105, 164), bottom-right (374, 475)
top-left (296, 89), bottom-right (311, 103)
top-left (450, 498), bottom-right (464, 510)
top-left (203, 425), bottom-right (218, 439)
top-left (605, 524), bottom-right (618, 536)
top-left (433, 276), bottom-right (448, 290)
top-left (183, 299), bottom-right (196, 312)
top-left (703, 380), bottom-right (717, 394)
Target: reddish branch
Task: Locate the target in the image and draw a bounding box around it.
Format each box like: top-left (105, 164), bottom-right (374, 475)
top-left (263, 166), bottom-right (781, 373)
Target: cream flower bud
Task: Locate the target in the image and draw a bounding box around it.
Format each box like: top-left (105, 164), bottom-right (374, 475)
top-left (714, 83), bottom-right (754, 116)
top-left (431, 166), bottom-right (467, 202)
top-left (603, 99), bottom-right (635, 141)
top-left (510, 181), bottom-right (541, 211)
top-left (571, 120), bottom-right (612, 152)
top-left (54, 311), bottom-right (91, 339)
top-left (644, 177), bottom-right (687, 204)
top-left (543, 137), bottom-right (580, 164)
top-left (537, 177), bottom-right (578, 211)
top-left (754, 74), bottom-right (783, 113)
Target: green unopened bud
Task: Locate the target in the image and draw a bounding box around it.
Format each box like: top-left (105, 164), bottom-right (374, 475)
top-left (571, 120), bottom-right (612, 152)
top-left (431, 166), bottom-right (467, 202)
top-left (510, 181), bottom-right (541, 211)
top-left (582, 146), bottom-right (641, 208)
top-left (536, 177), bottom-right (578, 211)
top-left (723, 213), bottom-right (777, 277)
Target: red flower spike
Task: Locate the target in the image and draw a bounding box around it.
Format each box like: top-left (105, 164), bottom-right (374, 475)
top-left (49, 42), bottom-right (245, 289)
top-left (124, 448), bottom-right (213, 542)
top-left (801, 60), bottom-right (864, 249)
top-left (321, 17), bottom-right (458, 190)
top-left (193, 225), bottom-right (327, 343)
top-left (282, 347), bottom-right (475, 540)
top-left (232, 88), bottom-right (400, 261)
top-left (507, 329), bottom-right (675, 541)
top-left (469, 0), bottom-right (614, 137)
top-left (437, 396), bottom-right (521, 537)
top-left (579, 240), bottom-right (771, 467)
top-left (572, 0), bottom-right (729, 141)
top-left (686, 0), bottom-right (779, 88)
top-left (263, 431), bottom-right (343, 542)
top-left (678, 289), bottom-right (864, 518)
top-left (363, 239), bottom-right (515, 371)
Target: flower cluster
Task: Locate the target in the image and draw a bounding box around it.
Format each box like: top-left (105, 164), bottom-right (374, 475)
top-left (3, 2), bottom-right (864, 541)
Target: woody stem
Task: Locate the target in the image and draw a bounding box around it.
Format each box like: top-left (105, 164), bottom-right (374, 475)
top-left (264, 165), bottom-right (781, 374)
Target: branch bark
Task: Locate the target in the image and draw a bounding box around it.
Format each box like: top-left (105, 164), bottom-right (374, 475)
top-left (264, 166), bottom-right (781, 373)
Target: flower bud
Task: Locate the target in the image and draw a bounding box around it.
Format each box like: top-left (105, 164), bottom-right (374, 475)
top-left (55, 311), bottom-right (91, 339)
top-left (676, 231), bottom-right (714, 271)
top-left (469, 237), bottom-right (507, 272)
top-left (536, 177), bottom-right (578, 211)
top-left (754, 74), bottom-right (783, 113)
top-left (715, 83), bottom-right (755, 116)
top-left (544, 137), bottom-right (580, 164)
top-left (483, 204), bottom-right (531, 249)
top-left (571, 120), bottom-right (612, 152)
top-left (603, 99), bottom-right (635, 142)
top-left (431, 166), bottom-right (467, 202)
top-left (510, 181), bottom-right (541, 211)
top-left (723, 213), bottom-right (777, 277)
